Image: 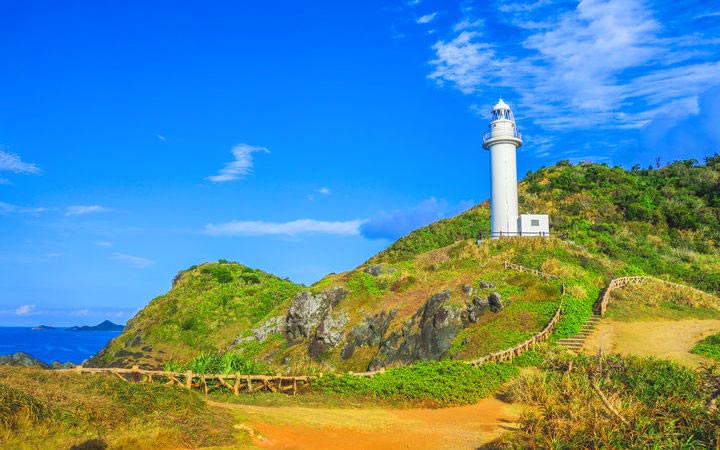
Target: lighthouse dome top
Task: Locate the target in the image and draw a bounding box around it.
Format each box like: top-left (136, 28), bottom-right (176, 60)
top-left (491, 98), bottom-right (516, 122)
top-left (493, 98), bottom-right (510, 110)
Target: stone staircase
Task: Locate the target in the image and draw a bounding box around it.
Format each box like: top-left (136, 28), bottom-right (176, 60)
top-left (558, 315), bottom-right (602, 351)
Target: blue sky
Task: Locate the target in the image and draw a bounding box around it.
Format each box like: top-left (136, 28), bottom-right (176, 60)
top-left (1, 0), bottom-right (718, 326)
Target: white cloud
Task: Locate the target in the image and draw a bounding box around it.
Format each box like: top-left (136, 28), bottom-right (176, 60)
top-left (204, 219), bottom-right (365, 237)
top-left (0, 201), bottom-right (47, 216)
top-left (417, 12), bottom-right (437, 24)
top-left (95, 241), bottom-right (113, 247)
top-left (110, 253), bottom-right (154, 268)
top-left (317, 187), bottom-right (331, 195)
top-left (0, 149), bottom-right (40, 175)
top-left (207, 144), bottom-right (269, 182)
top-left (156, 134), bottom-right (167, 142)
top-left (66, 205), bottom-right (110, 216)
top-left (70, 309), bottom-right (90, 317)
top-left (429, 0), bottom-right (720, 130)
top-left (15, 304), bottom-right (37, 316)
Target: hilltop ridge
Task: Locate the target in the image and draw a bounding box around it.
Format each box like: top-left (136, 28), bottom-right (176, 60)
top-left (88, 156), bottom-right (720, 371)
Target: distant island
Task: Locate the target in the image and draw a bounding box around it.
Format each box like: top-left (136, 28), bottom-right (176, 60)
top-left (65, 320), bottom-right (125, 332)
top-left (32, 320), bottom-right (124, 332)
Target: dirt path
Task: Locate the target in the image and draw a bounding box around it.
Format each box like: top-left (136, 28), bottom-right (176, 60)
top-left (216, 397), bottom-right (519, 450)
top-left (582, 319), bottom-right (720, 367)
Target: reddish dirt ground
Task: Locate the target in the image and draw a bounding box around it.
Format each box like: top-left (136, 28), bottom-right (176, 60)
top-left (230, 397), bottom-right (519, 450)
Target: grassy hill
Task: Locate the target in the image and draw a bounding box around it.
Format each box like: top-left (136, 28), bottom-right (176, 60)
top-left (89, 155), bottom-right (720, 372)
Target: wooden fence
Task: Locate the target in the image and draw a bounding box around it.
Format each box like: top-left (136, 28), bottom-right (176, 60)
top-left (466, 303), bottom-right (562, 365)
top-left (504, 261), bottom-right (559, 280)
top-left (59, 366), bottom-right (310, 395)
top-left (593, 276), bottom-right (648, 316)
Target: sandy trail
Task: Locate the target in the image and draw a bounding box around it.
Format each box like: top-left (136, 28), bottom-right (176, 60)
top-left (581, 319), bottom-right (720, 367)
top-left (218, 397), bottom-right (519, 450)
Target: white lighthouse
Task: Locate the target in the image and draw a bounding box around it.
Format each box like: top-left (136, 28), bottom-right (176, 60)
top-left (482, 99), bottom-right (549, 238)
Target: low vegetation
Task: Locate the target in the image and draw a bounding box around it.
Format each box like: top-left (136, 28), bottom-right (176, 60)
top-left (164, 350), bottom-right (272, 375)
top-left (521, 156), bottom-right (720, 292)
top-left (314, 360), bottom-right (520, 407)
top-left (0, 366), bottom-right (236, 450)
top-left (691, 333), bottom-right (720, 362)
top-left (490, 350), bottom-right (720, 449)
top-left (606, 281), bottom-right (720, 322)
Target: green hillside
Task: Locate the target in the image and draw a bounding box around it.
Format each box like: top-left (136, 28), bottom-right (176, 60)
top-left (89, 156), bottom-right (720, 372)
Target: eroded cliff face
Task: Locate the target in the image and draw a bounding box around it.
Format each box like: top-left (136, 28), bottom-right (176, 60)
top-left (230, 284), bottom-right (507, 372)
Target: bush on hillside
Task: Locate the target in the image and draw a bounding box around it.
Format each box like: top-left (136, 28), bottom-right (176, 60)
top-left (315, 360), bottom-right (519, 407)
top-left (494, 353), bottom-right (720, 448)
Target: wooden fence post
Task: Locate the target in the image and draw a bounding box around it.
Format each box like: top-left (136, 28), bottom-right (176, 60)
top-left (185, 370), bottom-right (193, 390)
top-left (131, 365), bottom-right (139, 382)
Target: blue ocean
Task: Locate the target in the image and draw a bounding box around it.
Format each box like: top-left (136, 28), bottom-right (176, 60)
top-left (0, 327), bottom-right (121, 364)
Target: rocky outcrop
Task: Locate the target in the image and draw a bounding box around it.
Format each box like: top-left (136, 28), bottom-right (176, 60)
top-left (285, 287), bottom-right (348, 343)
top-left (341, 309), bottom-right (398, 359)
top-left (488, 292), bottom-right (507, 312)
top-left (479, 281), bottom-right (496, 289)
top-left (465, 296), bottom-right (490, 323)
top-left (368, 290), bottom-right (464, 370)
top-left (230, 315), bottom-right (286, 348)
top-left (363, 265), bottom-right (397, 277)
top-left (308, 312), bottom-right (349, 358)
top-left (461, 283), bottom-right (474, 296)
top-left (0, 352), bottom-right (50, 368)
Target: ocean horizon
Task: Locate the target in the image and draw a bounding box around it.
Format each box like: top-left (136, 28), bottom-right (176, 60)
top-left (0, 327), bottom-right (121, 365)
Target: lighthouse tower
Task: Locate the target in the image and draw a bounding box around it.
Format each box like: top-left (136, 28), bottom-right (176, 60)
top-left (482, 99), bottom-right (550, 239)
top-left (483, 99), bottom-right (522, 238)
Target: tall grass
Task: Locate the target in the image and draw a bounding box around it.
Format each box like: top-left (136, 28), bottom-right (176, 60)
top-left (166, 350), bottom-right (271, 375)
top-left (493, 351), bottom-right (720, 448)
top-left (0, 366), bottom-right (235, 449)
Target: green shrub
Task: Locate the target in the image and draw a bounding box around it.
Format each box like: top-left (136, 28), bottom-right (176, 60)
top-left (315, 361), bottom-right (519, 407)
top-left (690, 332), bottom-right (720, 361)
top-left (201, 265), bottom-right (233, 283)
top-left (346, 271), bottom-right (386, 297)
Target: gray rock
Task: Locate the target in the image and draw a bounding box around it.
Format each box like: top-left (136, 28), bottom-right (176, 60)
top-left (368, 290), bottom-right (463, 370)
top-left (52, 360), bottom-right (77, 369)
top-left (479, 281), bottom-right (496, 289)
top-left (363, 265), bottom-right (397, 277)
top-left (488, 292), bottom-right (507, 313)
top-left (0, 352), bottom-right (50, 368)
top-left (285, 287), bottom-right (347, 343)
top-left (308, 312), bottom-right (349, 358)
top-left (466, 296), bottom-right (490, 323)
top-left (341, 309), bottom-right (398, 359)
top-left (461, 284), bottom-right (474, 296)
top-left (230, 315), bottom-right (286, 348)
top-left (253, 316), bottom-right (285, 341)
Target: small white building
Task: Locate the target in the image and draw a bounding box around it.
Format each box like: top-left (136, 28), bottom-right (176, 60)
top-left (518, 214), bottom-right (550, 237)
top-left (482, 99), bottom-right (550, 239)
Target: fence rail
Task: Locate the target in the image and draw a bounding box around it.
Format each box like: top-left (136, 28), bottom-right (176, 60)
top-left (504, 261), bottom-right (559, 280)
top-left (57, 366), bottom-right (310, 395)
top-left (466, 303), bottom-right (562, 365)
